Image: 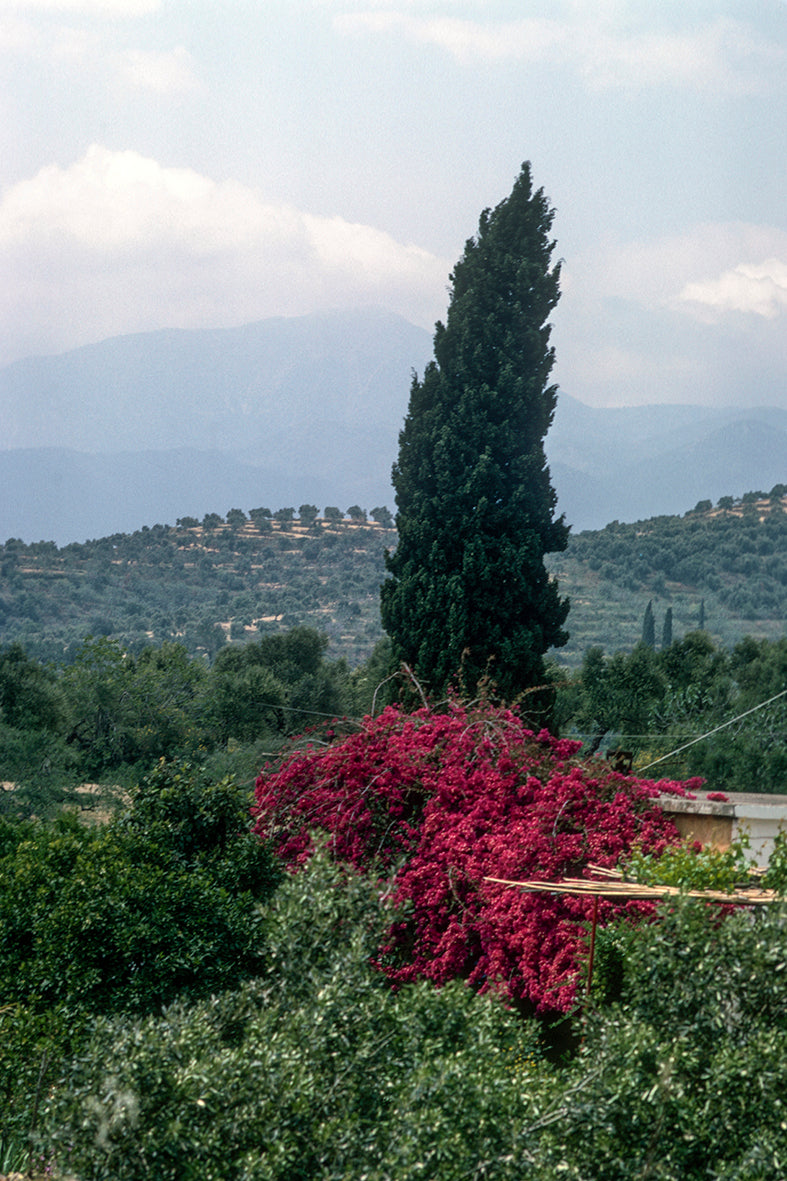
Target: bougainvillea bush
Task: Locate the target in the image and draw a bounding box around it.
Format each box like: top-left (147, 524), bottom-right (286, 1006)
top-left (253, 701), bottom-right (697, 1013)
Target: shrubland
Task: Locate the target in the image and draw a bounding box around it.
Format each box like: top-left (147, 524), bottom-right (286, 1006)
top-left (5, 710), bottom-right (787, 1179)
top-left (3, 505), bottom-right (787, 1172)
top-left (253, 699), bottom-right (689, 1014)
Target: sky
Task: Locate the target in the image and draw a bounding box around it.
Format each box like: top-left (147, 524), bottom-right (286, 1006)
top-left (0, 0), bottom-right (785, 409)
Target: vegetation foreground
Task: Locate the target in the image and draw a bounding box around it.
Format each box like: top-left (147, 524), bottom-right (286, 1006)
top-left (4, 703), bottom-right (787, 1179)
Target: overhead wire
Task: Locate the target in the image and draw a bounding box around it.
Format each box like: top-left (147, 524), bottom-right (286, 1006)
top-left (636, 686), bottom-right (787, 773)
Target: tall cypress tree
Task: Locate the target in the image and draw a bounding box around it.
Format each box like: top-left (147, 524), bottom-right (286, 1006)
top-left (380, 163), bottom-right (569, 701)
top-left (642, 600), bottom-right (656, 649)
top-left (661, 606), bottom-right (673, 650)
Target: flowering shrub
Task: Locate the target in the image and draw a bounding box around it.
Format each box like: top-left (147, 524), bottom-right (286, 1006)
top-left (624, 834), bottom-right (753, 894)
top-left (253, 701), bottom-right (697, 1012)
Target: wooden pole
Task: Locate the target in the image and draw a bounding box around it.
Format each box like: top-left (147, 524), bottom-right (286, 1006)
top-left (586, 893), bottom-right (600, 998)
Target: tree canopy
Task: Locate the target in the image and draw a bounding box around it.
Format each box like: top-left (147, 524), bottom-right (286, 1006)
top-left (381, 162), bottom-right (569, 701)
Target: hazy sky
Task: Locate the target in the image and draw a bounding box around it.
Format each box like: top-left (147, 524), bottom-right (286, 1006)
top-left (1, 0), bottom-right (785, 408)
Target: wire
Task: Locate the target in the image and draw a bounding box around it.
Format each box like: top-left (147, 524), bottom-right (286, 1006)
top-left (637, 687), bottom-right (787, 773)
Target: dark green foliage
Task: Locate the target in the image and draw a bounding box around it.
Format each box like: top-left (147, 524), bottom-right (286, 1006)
top-left (273, 507), bottom-right (294, 529)
top-left (3, 492), bottom-right (786, 677)
top-left (661, 605), bottom-right (673, 649)
top-left (641, 599), bottom-right (655, 647)
top-left (0, 644), bottom-right (75, 814)
top-left (0, 621), bottom-right (363, 804)
top-left (563, 629), bottom-right (787, 792)
top-left (40, 851), bottom-right (787, 1180)
top-left (0, 764), bottom-right (282, 1165)
top-left (685, 636), bottom-right (787, 793)
top-left (0, 1001), bottom-right (78, 1172)
top-left (382, 162), bottom-right (569, 701)
top-left (121, 757), bottom-right (281, 898)
top-left (347, 636), bottom-right (398, 714)
top-left (556, 495), bottom-right (787, 660)
top-left (48, 853), bottom-right (545, 1181)
top-left (573, 642), bottom-right (665, 754)
top-left (0, 642), bottom-right (64, 730)
top-left (370, 505), bottom-right (394, 528)
top-left (209, 626), bottom-right (349, 741)
top-left (0, 516), bottom-right (389, 669)
top-left (297, 503), bottom-right (319, 527)
top-left (225, 508), bottom-right (247, 529)
top-left (60, 637), bottom-right (207, 773)
top-left (0, 807), bottom-right (277, 1020)
top-left (545, 902), bottom-right (787, 1179)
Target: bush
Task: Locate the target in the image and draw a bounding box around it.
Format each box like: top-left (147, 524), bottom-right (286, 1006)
top-left (254, 701), bottom-right (689, 1013)
top-left (48, 853), bottom-right (551, 1181)
top-left (543, 901), bottom-right (787, 1178)
top-left (0, 819), bottom-right (271, 1019)
top-left (0, 762), bottom-right (282, 1020)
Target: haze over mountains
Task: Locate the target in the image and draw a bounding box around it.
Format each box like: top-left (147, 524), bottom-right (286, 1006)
top-left (1, 308), bottom-right (785, 545)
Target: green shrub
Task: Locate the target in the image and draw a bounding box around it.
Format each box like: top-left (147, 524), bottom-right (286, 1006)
top-left (0, 814), bottom-right (274, 1018)
top-left (48, 853), bottom-right (553, 1181)
top-left (544, 901), bottom-right (787, 1178)
top-left (0, 765), bottom-right (282, 1170)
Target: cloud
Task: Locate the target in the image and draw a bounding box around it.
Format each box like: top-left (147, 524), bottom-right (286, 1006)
top-left (553, 221), bottom-right (787, 407)
top-left (0, 146), bottom-right (449, 362)
top-left (0, 0), bottom-right (180, 90)
top-left (335, 12), bottom-right (560, 63)
top-left (678, 260), bottom-right (787, 322)
top-left (335, 10), bottom-right (785, 94)
top-left (568, 224), bottom-right (787, 314)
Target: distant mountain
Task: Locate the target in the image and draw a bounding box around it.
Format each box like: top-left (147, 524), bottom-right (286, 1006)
top-left (548, 395), bottom-right (787, 530)
top-left (1, 309), bottom-right (785, 543)
top-left (0, 308), bottom-right (432, 455)
top-left (1, 309), bottom-right (432, 543)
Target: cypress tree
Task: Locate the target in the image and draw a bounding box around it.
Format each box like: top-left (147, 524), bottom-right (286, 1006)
top-left (642, 600), bottom-right (656, 648)
top-left (661, 606), bottom-right (673, 650)
top-left (380, 163), bottom-right (569, 701)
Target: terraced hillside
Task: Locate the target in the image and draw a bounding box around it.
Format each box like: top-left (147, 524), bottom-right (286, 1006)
top-left (2, 491), bottom-right (785, 670)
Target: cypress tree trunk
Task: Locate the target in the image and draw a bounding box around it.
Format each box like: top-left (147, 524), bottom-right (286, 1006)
top-left (380, 163), bottom-right (569, 702)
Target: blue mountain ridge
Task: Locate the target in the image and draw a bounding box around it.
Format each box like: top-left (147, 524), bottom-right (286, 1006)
top-left (1, 310), bottom-right (784, 544)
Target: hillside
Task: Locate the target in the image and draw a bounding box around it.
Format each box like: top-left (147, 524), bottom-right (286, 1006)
top-left (549, 488), bottom-right (787, 664)
top-left (2, 491), bottom-right (785, 670)
top-left (2, 309), bottom-right (786, 544)
top-left (0, 513), bottom-right (394, 668)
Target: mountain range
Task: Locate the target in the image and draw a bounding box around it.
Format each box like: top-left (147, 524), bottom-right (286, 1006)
top-left (1, 308), bottom-right (785, 544)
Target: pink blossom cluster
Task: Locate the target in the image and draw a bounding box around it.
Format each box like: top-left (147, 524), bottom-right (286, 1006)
top-left (253, 702), bottom-right (697, 1012)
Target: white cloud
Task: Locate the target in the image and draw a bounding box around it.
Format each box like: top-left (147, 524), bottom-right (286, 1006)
top-left (553, 221), bottom-right (787, 406)
top-left (568, 224), bottom-right (787, 314)
top-left (0, 146), bottom-right (449, 361)
top-left (678, 259), bottom-right (787, 322)
top-left (335, 10), bottom-right (785, 94)
top-left (335, 12), bottom-right (566, 64)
